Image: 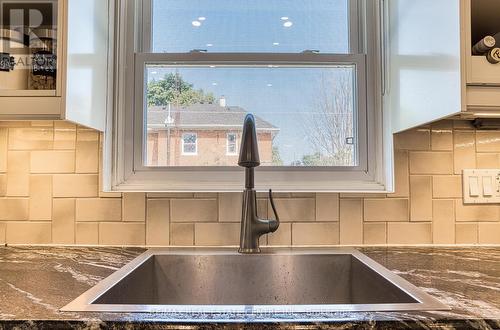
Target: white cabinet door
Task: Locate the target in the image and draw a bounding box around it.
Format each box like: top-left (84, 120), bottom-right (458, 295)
top-left (385, 0), bottom-right (464, 133)
top-left (63, 0), bottom-right (111, 131)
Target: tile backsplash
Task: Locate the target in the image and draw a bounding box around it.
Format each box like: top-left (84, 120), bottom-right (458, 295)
top-left (0, 120), bottom-right (499, 246)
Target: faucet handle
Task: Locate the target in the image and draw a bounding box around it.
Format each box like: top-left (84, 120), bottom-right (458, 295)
top-left (269, 189), bottom-right (280, 224)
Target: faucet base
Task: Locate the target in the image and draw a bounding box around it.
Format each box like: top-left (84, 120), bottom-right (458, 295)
top-left (238, 248), bottom-right (261, 254)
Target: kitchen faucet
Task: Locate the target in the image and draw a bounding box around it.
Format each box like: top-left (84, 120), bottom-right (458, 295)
top-left (238, 114), bottom-right (279, 254)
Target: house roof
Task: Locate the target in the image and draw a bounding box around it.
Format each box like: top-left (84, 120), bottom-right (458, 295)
top-left (147, 104), bottom-right (279, 132)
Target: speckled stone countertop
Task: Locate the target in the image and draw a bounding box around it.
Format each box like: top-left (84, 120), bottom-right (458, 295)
top-left (0, 246), bottom-right (498, 329)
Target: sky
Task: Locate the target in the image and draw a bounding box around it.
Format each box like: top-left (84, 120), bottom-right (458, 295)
top-left (149, 0), bottom-right (354, 166)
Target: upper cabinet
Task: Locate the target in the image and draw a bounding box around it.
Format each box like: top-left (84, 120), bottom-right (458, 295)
top-left (0, 0), bottom-right (111, 131)
top-left (387, 0), bottom-right (500, 133)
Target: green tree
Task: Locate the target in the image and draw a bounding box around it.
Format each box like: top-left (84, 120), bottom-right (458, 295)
top-left (272, 146), bottom-right (283, 166)
top-left (147, 72), bottom-right (215, 107)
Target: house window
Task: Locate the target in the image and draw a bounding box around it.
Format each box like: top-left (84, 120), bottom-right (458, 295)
top-left (227, 133), bottom-right (238, 156)
top-left (182, 133), bottom-right (197, 155)
top-left (108, 0), bottom-right (388, 192)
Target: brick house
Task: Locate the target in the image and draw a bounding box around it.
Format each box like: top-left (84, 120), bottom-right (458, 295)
top-left (146, 103), bottom-right (279, 166)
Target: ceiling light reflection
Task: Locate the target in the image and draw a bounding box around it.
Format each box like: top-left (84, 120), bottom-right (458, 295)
top-left (283, 21), bottom-right (293, 27)
top-left (192, 20), bottom-right (201, 27)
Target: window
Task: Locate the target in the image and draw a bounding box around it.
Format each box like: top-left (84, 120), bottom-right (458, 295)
top-left (227, 133), bottom-right (238, 156)
top-left (107, 0), bottom-right (391, 192)
top-left (182, 133), bottom-right (197, 155)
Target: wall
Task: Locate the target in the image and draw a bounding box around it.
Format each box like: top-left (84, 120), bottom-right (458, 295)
top-left (0, 119), bottom-right (499, 246)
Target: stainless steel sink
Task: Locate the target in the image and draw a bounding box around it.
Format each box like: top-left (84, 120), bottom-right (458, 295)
top-left (62, 248), bottom-right (447, 313)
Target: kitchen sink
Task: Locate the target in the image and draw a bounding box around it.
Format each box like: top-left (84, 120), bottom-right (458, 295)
top-left (61, 248), bottom-right (447, 313)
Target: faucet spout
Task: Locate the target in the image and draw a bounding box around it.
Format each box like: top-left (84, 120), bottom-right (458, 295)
top-left (238, 114), bottom-right (279, 254)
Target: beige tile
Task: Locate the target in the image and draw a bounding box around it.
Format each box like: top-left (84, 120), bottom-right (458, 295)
top-left (476, 153), bottom-right (500, 169)
top-left (123, 193), bottom-right (146, 222)
top-left (52, 199), bottom-right (75, 244)
top-left (340, 193), bottom-right (384, 198)
top-left (99, 223), bottom-right (145, 245)
top-left (432, 175), bottom-right (462, 198)
top-left (31, 121), bottom-right (53, 127)
top-left (431, 121), bottom-right (453, 151)
top-left (432, 200), bottom-right (455, 244)
top-left (171, 199), bottom-right (217, 222)
top-left (456, 223), bottom-right (478, 244)
top-left (8, 127), bottom-right (53, 150)
top-left (170, 223), bottom-right (194, 246)
top-left (146, 199), bottom-right (169, 245)
top-left (76, 223), bottom-right (98, 245)
top-left (193, 193), bottom-right (217, 198)
top-left (409, 152), bottom-right (453, 175)
top-left (387, 150), bottom-right (409, 198)
top-left (393, 128), bottom-right (430, 150)
top-left (364, 198), bottom-right (409, 222)
top-left (316, 193), bottom-right (339, 222)
top-left (478, 223), bottom-right (500, 244)
top-left (29, 175), bottom-right (52, 220)
top-left (292, 223), bottom-right (339, 245)
top-left (453, 131), bottom-right (476, 174)
top-left (258, 199), bottom-right (268, 219)
top-left (453, 120), bottom-right (474, 130)
top-left (476, 131), bottom-right (500, 152)
top-left (455, 200), bottom-right (499, 222)
top-left (0, 174), bottom-right (6, 196)
top-left (0, 128), bottom-right (7, 172)
top-left (6, 151), bottom-right (30, 196)
top-left (410, 176), bottom-right (432, 221)
top-left (0, 121), bottom-right (31, 128)
top-left (147, 192), bottom-right (194, 198)
top-left (387, 223), bottom-right (432, 244)
top-left (53, 174), bottom-right (98, 197)
top-left (0, 198), bottom-right (29, 220)
top-left (339, 199), bottom-right (363, 244)
top-left (268, 222), bottom-right (291, 246)
top-left (77, 127), bottom-right (99, 142)
top-left (0, 223), bottom-right (5, 244)
top-left (54, 121), bottom-right (76, 150)
top-left (75, 198), bottom-right (122, 221)
top-left (269, 198), bottom-right (315, 222)
top-left (218, 193), bottom-right (242, 222)
top-left (194, 223), bottom-right (239, 246)
top-left (31, 151), bottom-right (75, 174)
top-left (363, 223), bottom-right (387, 245)
top-left (6, 222), bottom-right (51, 244)
top-left (75, 140), bottom-right (99, 173)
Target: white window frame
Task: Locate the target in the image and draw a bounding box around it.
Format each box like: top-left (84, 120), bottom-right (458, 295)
top-left (227, 132), bottom-right (238, 156)
top-left (104, 0), bottom-right (393, 193)
top-left (181, 132), bottom-right (198, 156)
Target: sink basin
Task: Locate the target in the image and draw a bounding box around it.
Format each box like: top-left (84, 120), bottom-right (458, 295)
top-left (62, 248), bottom-right (447, 313)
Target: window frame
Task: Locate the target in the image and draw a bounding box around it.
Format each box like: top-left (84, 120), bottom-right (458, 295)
top-left (226, 132), bottom-right (238, 156)
top-left (104, 0), bottom-right (393, 193)
top-left (181, 132), bottom-right (198, 156)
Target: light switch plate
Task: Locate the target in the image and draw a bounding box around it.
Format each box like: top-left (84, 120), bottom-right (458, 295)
top-left (463, 169), bottom-right (500, 204)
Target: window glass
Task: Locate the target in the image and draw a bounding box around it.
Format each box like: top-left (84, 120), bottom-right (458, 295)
top-left (145, 65), bottom-right (357, 167)
top-left (151, 0), bottom-right (350, 53)
top-left (227, 133), bottom-right (238, 155)
top-left (182, 133), bottom-right (197, 155)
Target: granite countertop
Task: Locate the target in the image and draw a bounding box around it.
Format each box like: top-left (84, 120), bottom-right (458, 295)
top-left (0, 246), bottom-right (498, 329)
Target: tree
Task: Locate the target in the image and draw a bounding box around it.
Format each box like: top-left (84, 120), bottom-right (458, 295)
top-left (272, 146), bottom-right (283, 166)
top-left (302, 70), bottom-right (355, 166)
top-left (147, 72), bottom-right (215, 107)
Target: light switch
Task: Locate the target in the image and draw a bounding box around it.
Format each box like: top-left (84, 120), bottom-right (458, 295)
top-left (483, 176), bottom-right (493, 196)
top-left (469, 176), bottom-right (479, 196)
top-left (463, 169), bottom-right (500, 204)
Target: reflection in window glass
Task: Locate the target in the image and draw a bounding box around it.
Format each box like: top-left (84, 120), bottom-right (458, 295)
top-left (151, 0), bottom-right (349, 53)
top-left (144, 65), bottom-right (357, 167)
top-left (227, 133), bottom-right (238, 155)
top-left (182, 133), bottom-right (197, 155)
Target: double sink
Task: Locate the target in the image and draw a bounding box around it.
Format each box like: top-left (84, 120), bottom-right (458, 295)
top-left (62, 248), bottom-right (447, 313)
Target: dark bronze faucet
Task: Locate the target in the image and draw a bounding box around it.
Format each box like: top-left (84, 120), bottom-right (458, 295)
top-left (238, 114), bottom-right (279, 254)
